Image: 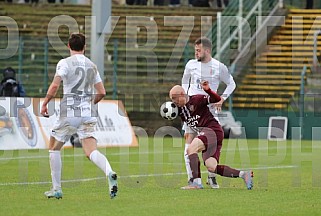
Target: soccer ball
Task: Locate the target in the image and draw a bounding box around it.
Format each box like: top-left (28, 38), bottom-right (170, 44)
top-left (160, 101), bottom-right (178, 120)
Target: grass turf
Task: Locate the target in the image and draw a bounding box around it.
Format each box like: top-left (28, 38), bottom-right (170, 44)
top-left (0, 138), bottom-right (320, 215)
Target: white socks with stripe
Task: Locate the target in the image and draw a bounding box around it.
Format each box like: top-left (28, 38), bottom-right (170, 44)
top-left (89, 150), bottom-right (113, 176)
top-left (49, 150), bottom-right (61, 191)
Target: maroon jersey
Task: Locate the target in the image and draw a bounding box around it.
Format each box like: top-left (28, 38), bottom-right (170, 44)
top-left (178, 88), bottom-right (221, 133)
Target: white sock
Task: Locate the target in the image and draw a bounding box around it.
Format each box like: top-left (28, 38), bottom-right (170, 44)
top-left (208, 171), bottom-right (216, 178)
top-left (239, 171), bottom-right (244, 178)
top-left (193, 178), bottom-right (202, 185)
top-left (89, 150), bottom-right (113, 176)
top-left (184, 144), bottom-right (193, 180)
top-left (49, 150), bottom-right (61, 191)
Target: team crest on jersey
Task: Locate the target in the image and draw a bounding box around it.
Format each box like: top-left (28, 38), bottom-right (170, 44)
top-left (188, 105), bottom-right (194, 112)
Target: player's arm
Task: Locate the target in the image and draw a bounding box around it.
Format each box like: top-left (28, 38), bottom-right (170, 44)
top-left (93, 81), bottom-right (106, 104)
top-left (213, 63), bottom-right (236, 112)
top-left (181, 62), bottom-right (191, 93)
top-left (201, 80), bottom-right (221, 103)
top-left (41, 76), bottom-right (61, 116)
top-left (219, 63), bottom-right (236, 101)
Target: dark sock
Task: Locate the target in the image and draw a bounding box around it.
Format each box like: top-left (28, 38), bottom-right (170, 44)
top-left (188, 153), bottom-right (201, 179)
top-left (215, 165), bottom-right (240, 178)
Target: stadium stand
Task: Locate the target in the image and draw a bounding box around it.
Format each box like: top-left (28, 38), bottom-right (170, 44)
top-left (232, 8), bottom-right (318, 109)
top-left (2, 3), bottom-right (317, 111)
top-left (0, 3), bottom-right (219, 113)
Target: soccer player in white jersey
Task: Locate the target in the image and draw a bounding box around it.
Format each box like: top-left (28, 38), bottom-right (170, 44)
top-left (41, 33), bottom-right (118, 199)
top-left (181, 37), bottom-right (236, 189)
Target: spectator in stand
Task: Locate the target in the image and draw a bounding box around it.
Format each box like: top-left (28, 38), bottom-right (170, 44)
top-left (0, 67), bottom-right (26, 97)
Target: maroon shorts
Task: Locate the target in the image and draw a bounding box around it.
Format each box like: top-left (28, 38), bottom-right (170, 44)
top-left (197, 124), bottom-right (224, 163)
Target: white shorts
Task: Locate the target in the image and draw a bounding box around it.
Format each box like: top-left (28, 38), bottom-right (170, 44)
top-left (182, 105), bottom-right (220, 135)
top-left (51, 116), bottom-right (97, 143)
top-left (182, 122), bottom-right (195, 134)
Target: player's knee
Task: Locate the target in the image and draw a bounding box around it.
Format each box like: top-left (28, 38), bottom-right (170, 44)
top-left (186, 146), bottom-right (197, 155)
top-left (206, 166), bottom-right (216, 173)
top-left (48, 139), bottom-right (63, 151)
top-left (205, 157), bottom-right (218, 172)
top-left (49, 146), bottom-right (60, 151)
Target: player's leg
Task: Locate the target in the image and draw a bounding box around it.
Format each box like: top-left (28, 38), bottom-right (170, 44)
top-left (207, 106), bottom-right (221, 188)
top-left (181, 137), bottom-right (205, 189)
top-left (45, 116), bottom-right (71, 199)
top-left (198, 125), bottom-right (223, 189)
top-left (215, 165), bottom-right (253, 190)
top-left (82, 137), bottom-right (114, 177)
top-left (201, 136), bottom-right (219, 189)
top-left (204, 156), bottom-right (219, 189)
top-left (79, 121), bottom-right (118, 198)
top-left (183, 124), bottom-right (196, 183)
top-left (205, 157), bottom-right (218, 173)
top-left (45, 136), bottom-right (64, 199)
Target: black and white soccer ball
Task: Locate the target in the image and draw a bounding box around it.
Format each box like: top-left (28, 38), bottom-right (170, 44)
top-left (160, 101), bottom-right (178, 120)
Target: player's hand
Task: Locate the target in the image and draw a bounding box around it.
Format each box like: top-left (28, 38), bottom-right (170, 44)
top-left (40, 105), bottom-right (49, 118)
top-left (201, 80), bottom-right (209, 91)
top-left (213, 97), bottom-right (224, 112)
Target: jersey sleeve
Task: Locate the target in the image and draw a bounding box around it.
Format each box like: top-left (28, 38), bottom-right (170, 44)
top-left (204, 88), bottom-right (221, 103)
top-left (182, 61), bottom-right (192, 94)
top-left (55, 59), bottom-right (68, 79)
top-left (94, 71), bottom-right (102, 84)
top-left (219, 62), bottom-right (236, 101)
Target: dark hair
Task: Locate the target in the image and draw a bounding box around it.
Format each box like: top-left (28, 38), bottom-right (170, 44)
top-left (3, 67), bottom-right (16, 79)
top-left (68, 33), bottom-right (86, 51)
top-left (194, 37), bottom-right (212, 50)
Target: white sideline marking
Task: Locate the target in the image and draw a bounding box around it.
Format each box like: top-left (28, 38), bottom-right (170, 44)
top-left (0, 165), bottom-right (297, 186)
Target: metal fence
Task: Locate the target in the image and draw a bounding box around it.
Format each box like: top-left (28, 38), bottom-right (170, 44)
top-left (205, 0), bottom-right (281, 66)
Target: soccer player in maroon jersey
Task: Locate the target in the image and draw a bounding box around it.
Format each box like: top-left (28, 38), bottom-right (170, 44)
top-left (169, 81), bottom-right (253, 190)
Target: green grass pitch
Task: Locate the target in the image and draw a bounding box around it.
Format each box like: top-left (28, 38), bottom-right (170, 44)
top-left (0, 138), bottom-right (320, 215)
